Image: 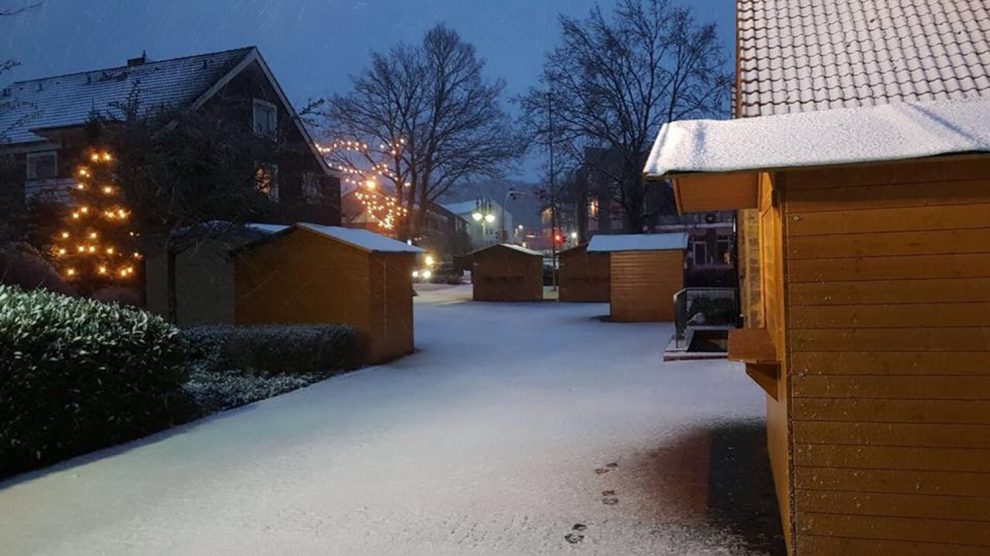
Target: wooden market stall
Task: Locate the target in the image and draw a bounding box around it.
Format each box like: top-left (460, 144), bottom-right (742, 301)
top-left (645, 97), bottom-right (990, 553)
top-left (469, 243), bottom-right (543, 302)
top-left (587, 233), bottom-right (687, 322)
top-left (145, 222), bottom-right (288, 325)
top-left (558, 243), bottom-right (610, 302)
top-left (234, 223), bottom-right (423, 364)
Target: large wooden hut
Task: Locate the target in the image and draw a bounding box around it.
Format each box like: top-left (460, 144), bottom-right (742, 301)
top-left (587, 233), bottom-right (687, 322)
top-left (558, 243), bottom-right (610, 302)
top-left (470, 243), bottom-right (543, 302)
top-left (234, 223), bottom-right (423, 364)
top-left (646, 97), bottom-right (990, 553)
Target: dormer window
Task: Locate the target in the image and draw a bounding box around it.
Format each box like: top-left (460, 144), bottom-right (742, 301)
top-left (26, 151), bottom-right (57, 180)
top-left (252, 98), bottom-right (277, 137)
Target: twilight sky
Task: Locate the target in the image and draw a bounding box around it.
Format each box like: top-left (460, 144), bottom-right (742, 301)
top-left (1, 0), bottom-right (735, 179)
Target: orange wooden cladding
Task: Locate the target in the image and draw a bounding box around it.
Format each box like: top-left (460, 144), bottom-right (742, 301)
top-left (558, 244), bottom-right (610, 302)
top-left (470, 245), bottom-right (543, 301)
top-left (608, 250), bottom-right (683, 322)
top-left (766, 155), bottom-right (990, 552)
top-left (675, 156), bottom-right (990, 552)
top-left (234, 228), bottom-right (417, 364)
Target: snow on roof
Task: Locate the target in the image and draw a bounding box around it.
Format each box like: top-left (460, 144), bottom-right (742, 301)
top-left (645, 97), bottom-right (990, 177)
top-left (297, 223), bottom-right (424, 253)
top-left (244, 223), bottom-right (290, 235)
top-left (469, 243), bottom-right (542, 257)
top-left (736, 1), bottom-right (990, 118)
top-left (0, 47), bottom-right (253, 144)
top-left (440, 200), bottom-right (482, 215)
top-left (587, 233), bottom-right (688, 252)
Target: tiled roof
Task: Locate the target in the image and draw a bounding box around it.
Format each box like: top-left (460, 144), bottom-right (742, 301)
top-left (736, 1), bottom-right (990, 117)
top-left (0, 47), bottom-right (253, 144)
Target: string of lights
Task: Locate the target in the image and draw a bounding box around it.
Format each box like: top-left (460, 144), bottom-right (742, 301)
top-left (317, 137), bottom-right (409, 233)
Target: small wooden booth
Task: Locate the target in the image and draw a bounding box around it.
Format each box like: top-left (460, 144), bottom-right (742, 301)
top-left (558, 243), bottom-right (610, 302)
top-left (646, 98), bottom-right (990, 553)
top-left (234, 223), bottom-right (423, 364)
top-left (469, 243), bottom-right (543, 302)
top-left (145, 222), bottom-right (288, 325)
top-left (587, 233), bottom-right (687, 322)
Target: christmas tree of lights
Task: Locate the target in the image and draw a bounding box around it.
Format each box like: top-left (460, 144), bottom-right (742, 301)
top-left (51, 149), bottom-right (140, 290)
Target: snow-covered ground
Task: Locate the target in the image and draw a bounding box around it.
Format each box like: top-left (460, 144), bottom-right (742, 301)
top-left (0, 285), bottom-right (782, 555)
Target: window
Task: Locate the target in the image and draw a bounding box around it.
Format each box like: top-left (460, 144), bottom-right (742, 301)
top-left (691, 240), bottom-right (707, 265)
top-left (716, 236), bottom-right (732, 265)
top-left (252, 98), bottom-right (277, 137)
top-left (301, 172), bottom-right (321, 203)
top-left (26, 151), bottom-right (57, 180)
top-left (255, 162), bottom-right (279, 201)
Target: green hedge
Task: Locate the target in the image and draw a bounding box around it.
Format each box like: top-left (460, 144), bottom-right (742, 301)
top-left (0, 286), bottom-right (188, 477)
top-left (181, 324), bottom-right (362, 375)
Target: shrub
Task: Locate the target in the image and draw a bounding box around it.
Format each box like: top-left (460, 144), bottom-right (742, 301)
top-left (181, 324), bottom-right (362, 375)
top-left (0, 242), bottom-right (75, 296)
top-left (0, 286), bottom-right (188, 477)
top-left (182, 366), bottom-right (328, 414)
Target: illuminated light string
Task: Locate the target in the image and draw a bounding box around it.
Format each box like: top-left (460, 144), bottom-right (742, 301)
top-left (317, 138), bottom-right (410, 233)
top-left (52, 149), bottom-right (141, 282)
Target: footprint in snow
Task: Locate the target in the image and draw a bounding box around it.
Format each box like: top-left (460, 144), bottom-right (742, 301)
top-left (565, 524), bottom-right (587, 544)
top-left (594, 462), bottom-right (618, 475)
top-left (602, 489), bottom-right (619, 505)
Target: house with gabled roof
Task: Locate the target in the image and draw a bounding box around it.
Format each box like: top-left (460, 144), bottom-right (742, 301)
top-left (0, 46), bottom-right (340, 227)
top-left (648, 1), bottom-right (990, 553)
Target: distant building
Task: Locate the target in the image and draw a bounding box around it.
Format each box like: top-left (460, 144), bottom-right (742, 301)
top-left (0, 46), bottom-right (341, 229)
top-left (442, 198), bottom-right (514, 249)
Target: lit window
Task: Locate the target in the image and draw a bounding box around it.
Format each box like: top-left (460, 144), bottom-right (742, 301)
top-left (26, 151), bottom-right (57, 180)
top-left (588, 197), bottom-right (599, 219)
top-left (252, 98), bottom-right (277, 137)
top-left (255, 162), bottom-right (279, 201)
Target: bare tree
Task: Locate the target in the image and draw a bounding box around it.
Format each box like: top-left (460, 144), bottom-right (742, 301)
top-left (324, 24), bottom-right (521, 240)
top-left (519, 0), bottom-right (731, 232)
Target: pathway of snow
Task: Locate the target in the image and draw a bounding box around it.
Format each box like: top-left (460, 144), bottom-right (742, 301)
top-left (0, 285), bottom-right (781, 554)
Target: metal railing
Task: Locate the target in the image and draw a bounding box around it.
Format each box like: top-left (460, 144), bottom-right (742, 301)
top-left (673, 287), bottom-right (739, 348)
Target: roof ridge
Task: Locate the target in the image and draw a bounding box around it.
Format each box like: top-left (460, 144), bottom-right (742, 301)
top-left (9, 46), bottom-right (256, 85)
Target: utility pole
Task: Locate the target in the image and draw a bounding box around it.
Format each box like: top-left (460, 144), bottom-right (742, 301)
top-left (547, 90), bottom-right (558, 294)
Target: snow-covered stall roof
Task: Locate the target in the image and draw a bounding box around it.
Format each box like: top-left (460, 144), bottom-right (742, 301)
top-left (297, 223), bottom-right (424, 254)
top-left (645, 98), bottom-right (990, 178)
top-left (469, 243), bottom-right (542, 257)
top-left (587, 233), bottom-right (688, 253)
top-left (735, 0), bottom-right (990, 118)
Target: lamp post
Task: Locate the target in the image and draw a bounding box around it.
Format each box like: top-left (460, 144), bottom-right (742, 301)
top-left (472, 198), bottom-right (495, 245)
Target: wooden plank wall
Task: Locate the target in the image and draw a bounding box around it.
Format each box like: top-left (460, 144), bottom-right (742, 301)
top-left (234, 230), bottom-right (375, 360)
top-left (782, 157), bottom-right (990, 554)
top-left (609, 250), bottom-right (683, 322)
top-left (757, 171), bottom-right (794, 549)
top-left (367, 253), bottom-right (416, 364)
top-left (472, 247), bottom-right (543, 301)
top-left (559, 246), bottom-right (610, 302)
